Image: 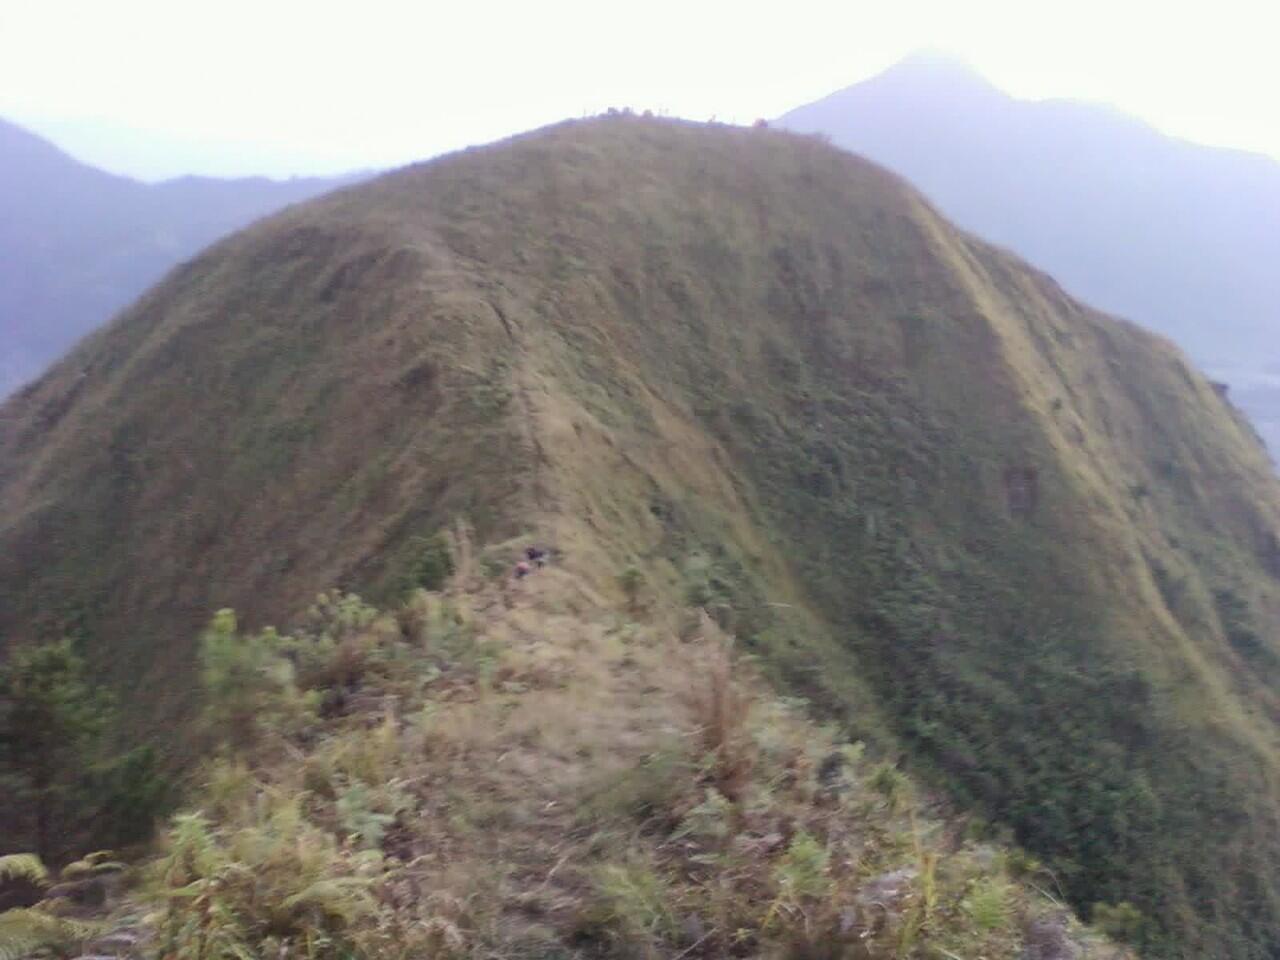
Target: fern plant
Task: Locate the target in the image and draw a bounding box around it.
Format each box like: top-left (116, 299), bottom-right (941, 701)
top-left (0, 908), bottom-right (99, 960)
top-left (0, 854), bottom-right (47, 886)
top-left (335, 782), bottom-right (395, 851)
top-left (60, 850), bottom-right (126, 881)
top-left (0, 852), bottom-right (105, 960)
top-left (773, 831), bottom-right (831, 903)
top-left (152, 801), bottom-right (379, 959)
top-left (963, 877), bottom-right (1011, 931)
top-left (589, 856), bottom-right (681, 953)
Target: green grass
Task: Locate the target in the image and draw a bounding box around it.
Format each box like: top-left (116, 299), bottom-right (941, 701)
top-left (124, 569), bottom-right (1125, 960)
top-left (2, 114), bottom-right (1279, 956)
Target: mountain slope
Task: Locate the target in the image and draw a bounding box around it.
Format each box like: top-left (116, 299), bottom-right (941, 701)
top-left (778, 53), bottom-right (1280, 453)
top-left (2, 566), bottom-right (1128, 960)
top-left (0, 117), bottom-right (360, 396)
top-left (138, 563), bottom-right (1131, 959)
top-left (3, 117), bottom-right (1280, 957)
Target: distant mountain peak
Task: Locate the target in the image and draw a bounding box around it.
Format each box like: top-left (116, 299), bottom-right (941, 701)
top-left (891, 48), bottom-right (985, 75)
top-left (800, 50), bottom-right (1003, 114)
top-left (776, 58), bottom-right (1280, 454)
top-left (869, 49), bottom-right (1001, 93)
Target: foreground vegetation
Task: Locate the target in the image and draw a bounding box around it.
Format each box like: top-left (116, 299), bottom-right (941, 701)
top-left (3, 116), bottom-right (1278, 955)
top-left (1, 550), bottom-right (1129, 958)
top-left (0, 641), bottom-right (168, 863)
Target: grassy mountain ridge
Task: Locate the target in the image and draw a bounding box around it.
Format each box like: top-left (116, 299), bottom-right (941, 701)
top-left (3, 116), bottom-right (1280, 956)
top-left (777, 53), bottom-right (1280, 454)
top-left (11, 564), bottom-right (1129, 959)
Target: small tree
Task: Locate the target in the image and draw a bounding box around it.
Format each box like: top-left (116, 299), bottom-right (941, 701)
top-left (199, 609), bottom-right (293, 747)
top-left (94, 744), bottom-right (171, 848)
top-left (0, 640), bottom-right (111, 859)
top-left (402, 533), bottom-right (455, 595)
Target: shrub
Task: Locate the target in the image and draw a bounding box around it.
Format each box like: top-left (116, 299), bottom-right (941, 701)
top-left (682, 554), bottom-right (717, 608)
top-left (480, 554), bottom-right (509, 580)
top-left (58, 850), bottom-right (125, 881)
top-left (1092, 901), bottom-right (1146, 944)
top-left (0, 906), bottom-right (99, 960)
top-left (868, 761), bottom-right (911, 812)
top-left (586, 856), bottom-right (682, 956)
top-left (336, 782), bottom-right (394, 851)
top-left (581, 744), bottom-right (692, 829)
top-left (1214, 588), bottom-right (1264, 657)
top-left (288, 592), bottom-right (382, 691)
top-left (200, 610), bottom-right (282, 740)
top-left (0, 854), bottom-right (47, 886)
top-left (335, 779), bottom-right (410, 851)
top-left (963, 877), bottom-right (1011, 931)
top-left (672, 788), bottom-right (733, 845)
top-left (94, 745), bottom-right (172, 848)
top-left (199, 611), bottom-right (316, 747)
top-left (403, 533), bottom-right (456, 594)
top-left (152, 803), bottom-right (378, 959)
top-left (618, 565), bottom-right (645, 611)
top-left (772, 831), bottom-right (830, 904)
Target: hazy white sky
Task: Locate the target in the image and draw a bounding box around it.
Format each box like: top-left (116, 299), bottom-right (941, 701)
top-left (1, 0), bottom-right (1276, 179)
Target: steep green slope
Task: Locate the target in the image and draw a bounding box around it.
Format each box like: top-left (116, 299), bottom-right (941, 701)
top-left (3, 117), bottom-right (1280, 957)
top-left (777, 53), bottom-right (1280, 453)
top-left (0, 567), bottom-right (1131, 960)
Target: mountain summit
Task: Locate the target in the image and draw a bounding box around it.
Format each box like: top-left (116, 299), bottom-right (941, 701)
top-left (852, 50), bottom-right (1005, 100)
top-left (3, 117), bottom-right (1280, 956)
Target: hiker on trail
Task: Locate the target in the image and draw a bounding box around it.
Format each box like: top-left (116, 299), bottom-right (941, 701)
top-left (514, 560), bottom-right (532, 579)
top-left (526, 545), bottom-right (547, 567)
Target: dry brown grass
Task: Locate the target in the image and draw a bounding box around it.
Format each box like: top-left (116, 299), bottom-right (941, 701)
top-left (197, 570), bottom-right (1131, 960)
top-left (686, 614), bottom-right (755, 803)
top-left (146, 564), bottom-right (1130, 960)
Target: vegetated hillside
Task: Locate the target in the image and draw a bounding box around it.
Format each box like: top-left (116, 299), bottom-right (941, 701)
top-left (0, 117), bottom-right (361, 397)
top-left (778, 52), bottom-right (1280, 454)
top-left (3, 116), bottom-right (1280, 957)
top-left (0, 562), bottom-right (1131, 960)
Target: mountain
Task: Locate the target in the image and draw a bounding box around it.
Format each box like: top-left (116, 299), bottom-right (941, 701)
top-left (3, 116), bottom-right (1280, 957)
top-left (0, 117), bottom-right (361, 396)
top-left (778, 52), bottom-right (1280, 454)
